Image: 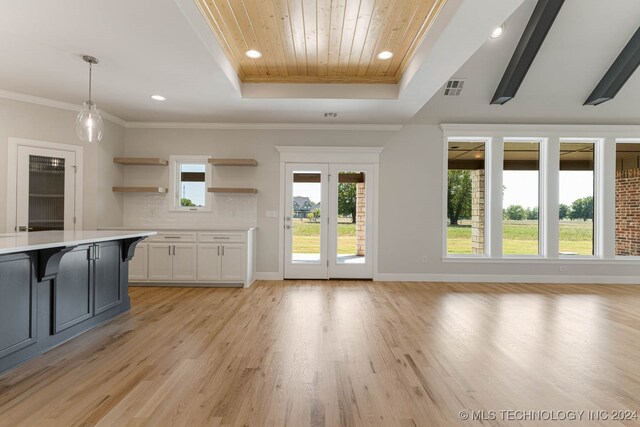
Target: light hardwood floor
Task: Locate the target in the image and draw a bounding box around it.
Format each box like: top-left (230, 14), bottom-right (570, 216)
top-left (2, 281), bottom-right (640, 426)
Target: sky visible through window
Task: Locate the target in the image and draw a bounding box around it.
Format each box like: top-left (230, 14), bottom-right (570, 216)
top-left (180, 164), bottom-right (206, 207)
top-left (293, 183), bottom-right (321, 204)
top-left (503, 171), bottom-right (593, 208)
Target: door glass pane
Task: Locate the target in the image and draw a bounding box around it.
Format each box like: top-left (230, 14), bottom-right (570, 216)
top-left (559, 141), bottom-right (594, 255)
top-left (292, 172), bottom-right (322, 263)
top-left (29, 155), bottom-right (65, 231)
top-left (336, 172), bottom-right (366, 264)
top-left (503, 141), bottom-right (540, 255)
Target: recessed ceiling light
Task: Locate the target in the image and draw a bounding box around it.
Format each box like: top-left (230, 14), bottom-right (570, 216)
top-left (151, 95), bottom-right (166, 101)
top-left (377, 51), bottom-right (394, 60)
top-left (245, 49), bottom-right (262, 59)
top-left (490, 25), bottom-right (504, 39)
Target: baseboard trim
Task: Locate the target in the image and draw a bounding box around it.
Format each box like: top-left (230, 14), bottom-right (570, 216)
top-left (255, 272), bottom-right (284, 280)
top-left (373, 273), bottom-right (640, 285)
top-left (130, 282), bottom-right (243, 288)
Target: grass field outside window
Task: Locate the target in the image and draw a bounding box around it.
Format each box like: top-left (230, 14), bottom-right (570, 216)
top-left (448, 219), bottom-right (594, 255)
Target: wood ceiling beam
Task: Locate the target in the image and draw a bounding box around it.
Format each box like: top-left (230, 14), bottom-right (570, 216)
top-left (584, 27), bottom-right (640, 106)
top-left (491, 0), bottom-right (565, 105)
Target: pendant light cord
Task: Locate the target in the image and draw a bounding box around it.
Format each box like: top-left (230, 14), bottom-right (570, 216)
top-left (88, 62), bottom-right (92, 103)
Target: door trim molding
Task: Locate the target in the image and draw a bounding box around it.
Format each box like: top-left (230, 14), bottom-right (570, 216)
top-left (276, 147), bottom-right (382, 280)
top-left (6, 137), bottom-right (84, 232)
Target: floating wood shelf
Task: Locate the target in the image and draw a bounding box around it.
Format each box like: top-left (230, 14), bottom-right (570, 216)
top-left (113, 157), bottom-right (168, 166)
top-left (208, 187), bottom-right (258, 194)
top-left (113, 187), bottom-right (168, 193)
top-left (208, 158), bottom-right (258, 167)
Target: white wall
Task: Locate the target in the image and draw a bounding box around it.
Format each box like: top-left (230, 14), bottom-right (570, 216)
top-left (0, 98), bottom-right (125, 232)
top-left (378, 125), bottom-right (640, 283)
top-left (123, 124), bottom-right (640, 283)
top-left (3, 96), bottom-right (638, 283)
top-left (122, 128), bottom-right (391, 274)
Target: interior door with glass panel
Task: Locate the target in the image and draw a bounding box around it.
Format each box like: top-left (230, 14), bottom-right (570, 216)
top-left (15, 146), bottom-right (77, 232)
top-left (328, 164), bottom-right (374, 278)
top-left (284, 164), bottom-right (329, 279)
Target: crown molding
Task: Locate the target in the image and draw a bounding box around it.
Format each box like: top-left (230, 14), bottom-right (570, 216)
top-left (0, 89), bottom-right (404, 131)
top-left (0, 89), bottom-right (127, 127)
top-left (125, 122), bottom-right (404, 131)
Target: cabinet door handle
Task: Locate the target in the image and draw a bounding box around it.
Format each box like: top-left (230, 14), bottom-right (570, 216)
top-left (168, 246), bottom-right (171, 255)
top-left (164, 236), bottom-right (182, 239)
top-left (217, 246), bottom-right (220, 256)
top-left (222, 246), bottom-right (225, 256)
top-left (173, 245), bottom-right (176, 255)
top-left (95, 244), bottom-right (100, 260)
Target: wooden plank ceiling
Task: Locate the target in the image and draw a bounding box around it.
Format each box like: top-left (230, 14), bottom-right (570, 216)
top-left (194, 0), bottom-right (447, 84)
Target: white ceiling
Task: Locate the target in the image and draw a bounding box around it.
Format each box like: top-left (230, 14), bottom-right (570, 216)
top-left (412, 0), bottom-right (640, 125)
top-left (0, 0), bottom-right (522, 124)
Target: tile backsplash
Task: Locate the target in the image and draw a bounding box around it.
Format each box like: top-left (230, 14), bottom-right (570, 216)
top-left (123, 193), bottom-right (257, 228)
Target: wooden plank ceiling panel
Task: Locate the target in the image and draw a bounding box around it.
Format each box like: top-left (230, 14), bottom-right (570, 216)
top-left (195, 0), bottom-right (447, 84)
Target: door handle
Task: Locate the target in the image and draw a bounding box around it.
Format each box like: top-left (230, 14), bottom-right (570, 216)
top-left (285, 225), bottom-right (291, 229)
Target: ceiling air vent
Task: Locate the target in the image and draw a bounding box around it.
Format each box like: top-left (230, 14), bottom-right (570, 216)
top-left (443, 79), bottom-right (465, 96)
top-left (324, 112), bottom-right (338, 118)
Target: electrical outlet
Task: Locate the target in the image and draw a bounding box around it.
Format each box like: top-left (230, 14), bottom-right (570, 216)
top-left (422, 256), bottom-right (428, 264)
top-left (559, 265), bottom-right (567, 272)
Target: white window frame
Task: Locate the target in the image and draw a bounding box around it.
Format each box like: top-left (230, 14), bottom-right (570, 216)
top-left (441, 124), bottom-right (640, 263)
top-left (169, 155), bottom-right (212, 212)
top-left (443, 137), bottom-right (491, 258)
top-left (502, 137), bottom-right (546, 259)
top-left (557, 138), bottom-right (600, 259)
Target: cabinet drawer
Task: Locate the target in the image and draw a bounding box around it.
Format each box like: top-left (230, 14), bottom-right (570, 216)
top-left (148, 232), bottom-right (197, 243)
top-left (198, 232), bottom-right (245, 243)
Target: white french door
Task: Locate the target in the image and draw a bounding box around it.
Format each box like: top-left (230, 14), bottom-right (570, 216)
top-left (15, 146), bottom-right (77, 232)
top-left (284, 163), bottom-right (374, 279)
top-left (284, 164), bottom-right (329, 279)
top-left (327, 164), bottom-right (374, 279)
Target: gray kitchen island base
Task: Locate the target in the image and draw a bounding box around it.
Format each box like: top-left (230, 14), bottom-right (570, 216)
top-left (0, 232), bottom-right (152, 374)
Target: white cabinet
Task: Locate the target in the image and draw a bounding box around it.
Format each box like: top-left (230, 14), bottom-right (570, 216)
top-left (148, 243), bottom-right (197, 282)
top-left (130, 229), bottom-right (256, 287)
top-left (148, 244), bottom-right (174, 281)
top-left (172, 244), bottom-right (197, 281)
top-left (220, 244), bottom-right (244, 281)
top-left (196, 244), bottom-right (244, 282)
top-left (129, 243), bottom-right (148, 281)
top-left (197, 245), bottom-right (221, 281)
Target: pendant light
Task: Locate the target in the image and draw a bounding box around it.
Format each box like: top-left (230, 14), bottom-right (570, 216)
top-left (75, 55), bottom-right (104, 143)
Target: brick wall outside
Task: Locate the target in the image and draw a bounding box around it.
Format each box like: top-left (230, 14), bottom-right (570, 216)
top-left (616, 168), bottom-right (640, 256)
top-left (356, 182), bottom-right (366, 256)
top-left (471, 169), bottom-right (485, 255)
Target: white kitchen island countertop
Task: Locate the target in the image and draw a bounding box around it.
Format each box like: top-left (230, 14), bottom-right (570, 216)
top-left (0, 230), bottom-right (156, 255)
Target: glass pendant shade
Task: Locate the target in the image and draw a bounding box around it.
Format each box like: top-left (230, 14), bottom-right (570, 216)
top-left (76, 101), bottom-right (103, 143)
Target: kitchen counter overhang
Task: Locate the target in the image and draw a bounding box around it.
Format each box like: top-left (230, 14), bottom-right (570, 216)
top-left (0, 230), bottom-right (155, 373)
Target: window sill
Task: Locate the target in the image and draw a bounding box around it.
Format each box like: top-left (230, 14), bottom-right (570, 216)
top-left (169, 208), bottom-right (212, 213)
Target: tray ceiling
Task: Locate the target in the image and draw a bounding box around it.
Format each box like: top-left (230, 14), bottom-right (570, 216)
top-left (195, 0), bottom-right (447, 84)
